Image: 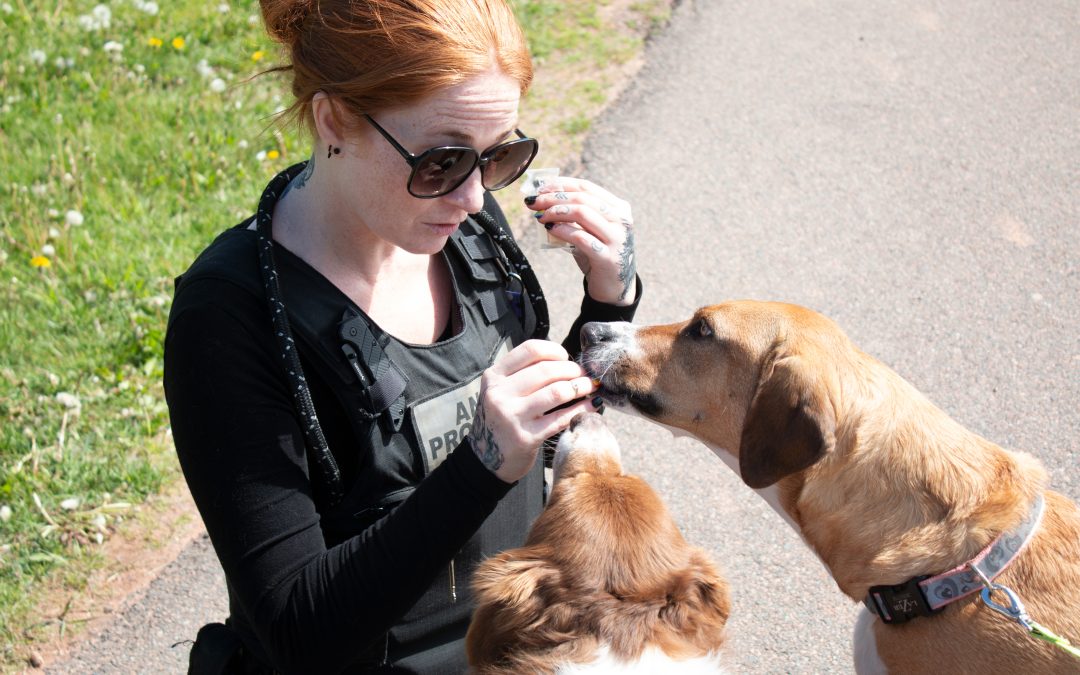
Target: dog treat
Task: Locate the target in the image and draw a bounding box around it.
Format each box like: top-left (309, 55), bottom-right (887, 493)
top-left (521, 167), bottom-right (574, 251)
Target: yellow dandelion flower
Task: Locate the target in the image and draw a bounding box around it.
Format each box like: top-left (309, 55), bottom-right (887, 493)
top-left (251, 50), bottom-right (265, 62)
top-left (267, 150), bottom-right (280, 160)
top-left (30, 255), bottom-right (51, 269)
top-left (172, 37), bottom-right (185, 50)
top-left (148, 36), bottom-right (163, 48)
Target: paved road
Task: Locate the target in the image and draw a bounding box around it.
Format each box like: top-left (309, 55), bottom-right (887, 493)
top-left (48, 0), bottom-right (1078, 672)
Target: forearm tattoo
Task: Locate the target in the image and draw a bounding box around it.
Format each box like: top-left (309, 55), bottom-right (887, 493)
top-left (471, 400), bottom-right (504, 472)
top-left (617, 222), bottom-right (636, 301)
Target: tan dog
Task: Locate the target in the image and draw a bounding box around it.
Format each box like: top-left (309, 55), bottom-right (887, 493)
top-left (579, 301), bottom-right (1080, 674)
top-left (466, 412), bottom-right (731, 674)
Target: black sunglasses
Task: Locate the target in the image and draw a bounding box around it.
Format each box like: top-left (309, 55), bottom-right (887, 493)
top-left (362, 114), bottom-right (539, 199)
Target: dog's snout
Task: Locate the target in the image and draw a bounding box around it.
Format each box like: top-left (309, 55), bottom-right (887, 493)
top-left (580, 321), bottom-right (615, 350)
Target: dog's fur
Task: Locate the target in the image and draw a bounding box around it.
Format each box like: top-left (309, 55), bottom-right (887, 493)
top-left (579, 301), bottom-right (1080, 673)
top-left (466, 412), bottom-right (731, 674)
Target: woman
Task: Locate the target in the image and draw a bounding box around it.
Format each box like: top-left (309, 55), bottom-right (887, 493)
top-left (163, 0), bottom-right (641, 672)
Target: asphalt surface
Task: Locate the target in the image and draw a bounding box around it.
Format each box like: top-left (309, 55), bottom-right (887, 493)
top-left (47, 0), bottom-right (1078, 672)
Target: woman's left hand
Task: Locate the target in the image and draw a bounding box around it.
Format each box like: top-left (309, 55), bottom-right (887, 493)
top-left (526, 177), bottom-right (637, 306)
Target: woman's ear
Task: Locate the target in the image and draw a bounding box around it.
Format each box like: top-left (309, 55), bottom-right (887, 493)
top-left (312, 91), bottom-right (348, 153)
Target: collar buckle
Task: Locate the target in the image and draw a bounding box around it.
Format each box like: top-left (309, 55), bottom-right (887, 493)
top-left (865, 575), bottom-right (944, 624)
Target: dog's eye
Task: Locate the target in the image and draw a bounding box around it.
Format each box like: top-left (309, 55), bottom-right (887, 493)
top-left (693, 318), bottom-right (713, 339)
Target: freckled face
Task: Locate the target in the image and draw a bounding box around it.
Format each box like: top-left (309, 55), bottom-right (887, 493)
top-left (338, 67), bottom-right (523, 255)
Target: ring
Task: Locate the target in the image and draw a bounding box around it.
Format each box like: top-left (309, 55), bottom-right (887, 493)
top-left (571, 381), bottom-right (580, 397)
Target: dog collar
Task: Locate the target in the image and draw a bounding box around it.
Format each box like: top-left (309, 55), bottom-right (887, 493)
top-left (864, 493), bottom-right (1046, 625)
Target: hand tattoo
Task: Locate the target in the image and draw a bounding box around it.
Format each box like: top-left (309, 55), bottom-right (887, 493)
top-left (617, 224), bottom-right (636, 301)
top-left (471, 399), bottom-right (504, 472)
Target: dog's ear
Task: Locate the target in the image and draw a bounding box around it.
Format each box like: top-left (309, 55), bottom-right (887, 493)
top-left (739, 355), bottom-right (835, 489)
top-left (466, 554), bottom-right (566, 668)
top-left (656, 550), bottom-right (731, 655)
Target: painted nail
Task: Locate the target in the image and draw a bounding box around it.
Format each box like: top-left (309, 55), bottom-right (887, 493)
top-left (524, 195), bottom-right (537, 205)
top-left (533, 211), bottom-right (544, 219)
top-left (590, 378), bottom-right (601, 388)
top-left (592, 396), bottom-right (604, 408)
top-left (544, 222), bottom-right (554, 230)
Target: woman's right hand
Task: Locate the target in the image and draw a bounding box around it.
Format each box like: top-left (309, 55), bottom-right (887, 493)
top-left (470, 340), bottom-right (600, 483)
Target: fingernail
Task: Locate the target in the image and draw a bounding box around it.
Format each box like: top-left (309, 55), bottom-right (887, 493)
top-left (597, 404), bottom-right (606, 415)
top-left (524, 195), bottom-right (537, 205)
top-left (590, 378), bottom-right (601, 388)
top-left (533, 211), bottom-right (544, 220)
top-left (544, 222), bottom-right (554, 230)
top-left (592, 396), bottom-right (604, 408)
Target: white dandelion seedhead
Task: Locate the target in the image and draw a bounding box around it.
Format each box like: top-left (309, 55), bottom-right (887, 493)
top-left (65, 209), bottom-right (84, 226)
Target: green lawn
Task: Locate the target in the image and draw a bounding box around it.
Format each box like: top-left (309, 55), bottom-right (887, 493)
top-left (0, 0), bottom-right (668, 666)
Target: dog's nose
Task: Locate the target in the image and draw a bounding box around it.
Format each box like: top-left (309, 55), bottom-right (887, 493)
top-left (569, 411), bottom-right (603, 432)
top-left (580, 321), bottom-right (614, 349)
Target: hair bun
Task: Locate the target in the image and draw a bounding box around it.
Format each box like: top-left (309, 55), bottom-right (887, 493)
top-left (259, 0), bottom-right (313, 46)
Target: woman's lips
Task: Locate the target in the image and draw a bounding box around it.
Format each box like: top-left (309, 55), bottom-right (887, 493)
top-left (426, 222), bottom-right (460, 236)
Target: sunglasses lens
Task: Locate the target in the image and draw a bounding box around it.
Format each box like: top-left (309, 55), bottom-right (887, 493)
top-left (409, 148), bottom-right (478, 197)
top-left (481, 139), bottom-right (539, 191)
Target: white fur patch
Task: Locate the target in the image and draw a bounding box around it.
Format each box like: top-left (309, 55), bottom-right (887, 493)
top-left (853, 607), bottom-right (887, 674)
top-left (555, 645), bottom-right (729, 674)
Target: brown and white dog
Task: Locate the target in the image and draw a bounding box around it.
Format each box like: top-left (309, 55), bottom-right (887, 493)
top-left (466, 412), bottom-right (731, 674)
top-left (579, 301), bottom-right (1080, 674)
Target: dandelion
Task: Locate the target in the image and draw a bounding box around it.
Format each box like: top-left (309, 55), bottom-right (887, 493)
top-left (77, 4), bottom-right (111, 31)
top-left (29, 49), bottom-right (46, 66)
top-left (48, 227), bottom-right (61, 238)
top-left (237, 139), bottom-right (249, 149)
top-left (1, 4), bottom-right (12, 14)
top-left (41, 244), bottom-right (55, 257)
top-left (62, 172), bottom-right (75, 186)
top-left (217, 3), bottom-right (229, 13)
top-left (256, 150), bottom-right (267, 161)
top-left (252, 50), bottom-right (265, 62)
top-left (0, 505), bottom-right (11, 522)
top-left (60, 498), bottom-right (80, 511)
top-left (103, 41), bottom-right (123, 54)
top-left (32, 183), bottom-right (47, 196)
top-left (65, 210), bottom-right (84, 226)
top-left (267, 150), bottom-right (280, 160)
top-left (30, 255), bottom-right (51, 268)
top-left (172, 37), bottom-right (186, 50)
top-left (196, 59), bottom-right (214, 78)
top-left (56, 392), bottom-right (81, 410)
top-left (210, 78), bottom-right (226, 93)
top-left (147, 36), bottom-right (163, 48)
top-left (140, 1), bottom-right (158, 15)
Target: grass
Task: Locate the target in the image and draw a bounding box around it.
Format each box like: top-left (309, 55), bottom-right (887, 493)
top-left (0, 0), bottom-right (671, 668)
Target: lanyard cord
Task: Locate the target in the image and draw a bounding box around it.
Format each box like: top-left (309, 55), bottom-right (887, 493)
top-left (472, 208), bottom-right (549, 340)
top-left (254, 164), bottom-right (345, 507)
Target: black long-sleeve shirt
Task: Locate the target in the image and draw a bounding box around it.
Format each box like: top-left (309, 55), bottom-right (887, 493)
top-left (164, 178), bottom-right (641, 673)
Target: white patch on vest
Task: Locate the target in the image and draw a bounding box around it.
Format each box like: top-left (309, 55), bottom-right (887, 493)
top-left (412, 340), bottom-right (509, 473)
top-left (555, 645), bottom-right (728, 674)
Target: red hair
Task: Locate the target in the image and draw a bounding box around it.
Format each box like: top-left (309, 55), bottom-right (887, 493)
top-left (259, 0), bottom-right (533, 134)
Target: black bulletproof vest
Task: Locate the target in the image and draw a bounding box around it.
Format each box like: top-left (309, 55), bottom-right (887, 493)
top-left (174, 169), bottom-right (546, 671)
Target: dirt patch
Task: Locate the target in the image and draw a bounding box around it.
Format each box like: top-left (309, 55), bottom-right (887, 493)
top-left (16, 479), bottom-right (204, 672)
